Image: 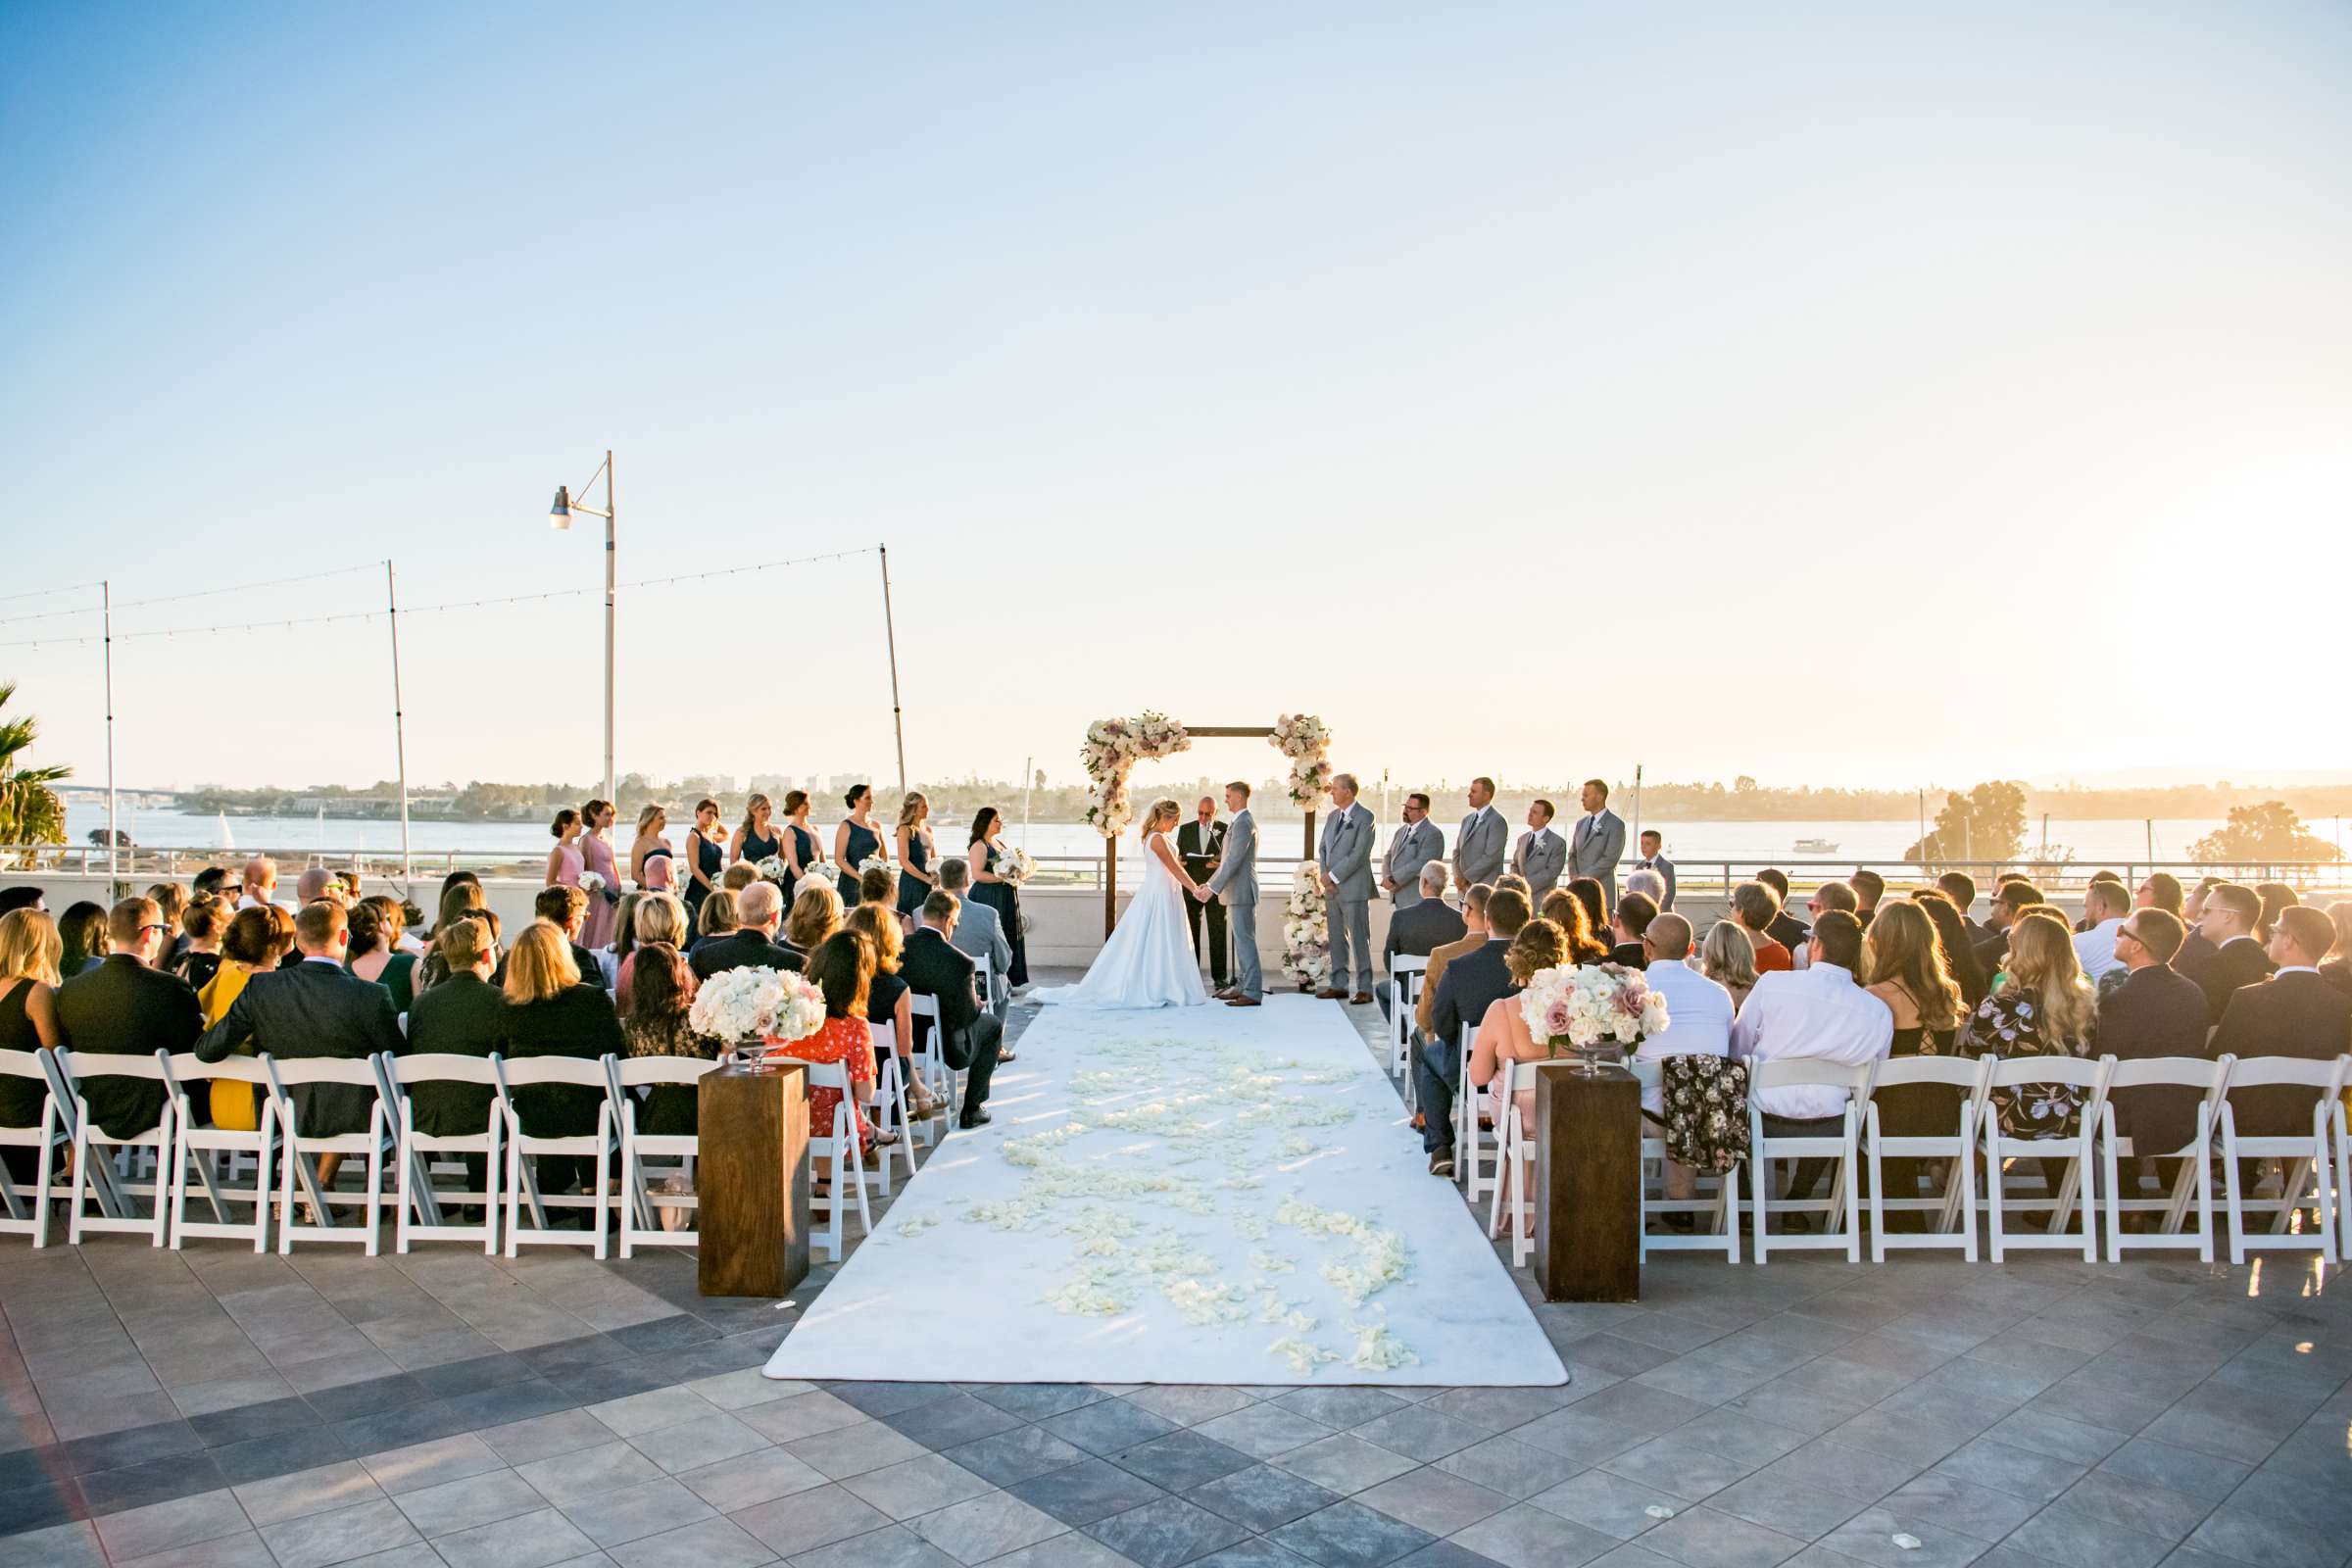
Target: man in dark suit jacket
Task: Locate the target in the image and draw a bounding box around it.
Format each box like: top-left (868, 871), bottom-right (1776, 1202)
top-left (2179, 883), bottom-right (2275, 1025)
top-left (906, 891), bottom-right (1003, 1128)
top-left (2211, 906), bottom-right (2352, 1139)
top-left (2096, 910), bottom-right (2213, 1193)
top-left (1380, 863), bottom-right (1465, 1021)
top-left (1972, 880), bottom-right (2041, 979)
top-left (55, 897), bottom-right (203, 1139)
top-left (688, 883), bottom-right (803, 983)
top-left (1609, 892), bottom-right (1658, 969)
top-left (403, 915), bottom-right (505, 1139)
top-left (1410, 888), bottom-right (1529, 1179)
top-left (1176, 799), bottom-right (1230, 992)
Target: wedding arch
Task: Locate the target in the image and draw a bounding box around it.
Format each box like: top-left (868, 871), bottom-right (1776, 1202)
top-left (1077, 712), bottom-right (1336, 985)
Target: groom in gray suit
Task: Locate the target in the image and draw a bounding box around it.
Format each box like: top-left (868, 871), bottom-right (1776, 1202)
top-left (1195, 781), bottom-right (1261, 1005)
top-left (1317, 773), bottom-right (1376, 1004)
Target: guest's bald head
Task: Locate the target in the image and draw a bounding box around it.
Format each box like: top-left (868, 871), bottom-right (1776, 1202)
top-left (737, 881), bottom-right (782, 931)
top-left (1645, 912), bottom-right (1693, 959)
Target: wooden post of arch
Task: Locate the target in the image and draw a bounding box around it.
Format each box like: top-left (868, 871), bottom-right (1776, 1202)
top-left (1102, 725), bottom-right (1315, 940)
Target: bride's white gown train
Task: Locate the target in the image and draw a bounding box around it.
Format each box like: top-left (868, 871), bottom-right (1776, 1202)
top-left (1036, 830), bottom-right (1209, 1009)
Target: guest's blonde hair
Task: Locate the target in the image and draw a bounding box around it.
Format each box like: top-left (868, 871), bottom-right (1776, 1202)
top-left (1996, 911), bottom-right (2095, 1045)
top-left (697, 888), bottom-right (739, 938)
top-left (633, 893), bottom-right (687, 949)
top-left (786, 884), bottom-right (843, 952)
top-left (1505, 919), bottom-right (1568, 985)
top-left (1697, 920), bottom-right (1758, 993)
top-left (503, 922), bottom-right (580, 1004)
top-left (1862, 900), bottom-right (1962, 1031)
top-left (0, 908), bottom-right (62, 988)
top-left (846, 903), bottom-right (904, 974)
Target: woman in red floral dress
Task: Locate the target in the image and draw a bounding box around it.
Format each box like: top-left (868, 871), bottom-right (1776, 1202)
top-left (786, 930), bottom-right (879, 1189)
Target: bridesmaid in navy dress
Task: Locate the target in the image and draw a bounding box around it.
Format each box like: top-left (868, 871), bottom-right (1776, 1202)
top-left (894, 792), bottom-right (936, 919)
top-left (683, 798), bottom-right (725, 920)
top-left (733, 793), bottom-right (784, 868)
top-left (835, 784), bottom-right (885, 906)
top-left (966, 806), bottom-right (1029, 990)
top-left (780, 790), bottom-right (826, 891)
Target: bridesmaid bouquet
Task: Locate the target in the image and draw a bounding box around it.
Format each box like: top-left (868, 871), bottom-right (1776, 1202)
top-left (755, 855), bottom-right (788, 883)
top-left (577, 869), bottom-right (607, 896)
top-left (997, 848), bottom-right (1036, 887)
top-left (858, 852), bottom-right (892, 877)
top-left (692, 965), bottom-right (827, 1056)
top-left (1516, 962), bottom-right (1670, 1074)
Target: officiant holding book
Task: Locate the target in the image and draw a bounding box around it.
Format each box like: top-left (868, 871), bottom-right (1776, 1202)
top-left (1177, 797), bottom-right (1230, 991)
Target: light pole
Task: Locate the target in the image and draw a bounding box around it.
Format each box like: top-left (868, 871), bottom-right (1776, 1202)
top-left (547, 451), bottom-right (616, 808)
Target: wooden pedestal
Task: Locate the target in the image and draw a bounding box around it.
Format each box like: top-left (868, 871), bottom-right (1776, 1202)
top-left (697, 1061), bottom-right (810, 1298)
top-left (1532, 1061), bottom-right (1641, 1302)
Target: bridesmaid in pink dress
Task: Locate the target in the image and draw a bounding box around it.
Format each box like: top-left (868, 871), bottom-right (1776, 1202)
top-left (547, 808), bottom-right (587, 914)
top-left (577, 799), bottom-right (621, 950)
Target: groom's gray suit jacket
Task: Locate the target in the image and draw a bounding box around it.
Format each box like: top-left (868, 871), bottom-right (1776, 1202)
top-left (1202, 809), bottom-right (1257, 906)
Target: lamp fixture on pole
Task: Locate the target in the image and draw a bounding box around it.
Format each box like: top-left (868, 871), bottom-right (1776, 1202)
top-left (545, 451), bottom-right (616, 808)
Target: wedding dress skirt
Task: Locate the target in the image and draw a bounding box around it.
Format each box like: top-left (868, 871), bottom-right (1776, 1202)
top-left (1036, 831), bottom-right (1209, 1009)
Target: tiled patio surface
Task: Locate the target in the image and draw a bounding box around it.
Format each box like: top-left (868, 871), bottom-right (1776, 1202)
top-left (3, 989), bottom-right (2348, 1568)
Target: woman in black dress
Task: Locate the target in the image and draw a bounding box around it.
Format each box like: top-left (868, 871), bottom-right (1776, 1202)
top-left (835, 784), bottom-right (885, 906)
top-left (965, 807), bottom-right (1028, 990)
top-left (779, 790), bottom-right (826, 893)
top-left (497, 923), bottom-right (626, 1198)
top-left (0, 909), bottom-right (64, 1184)
top-left (684, 798), bottom-right (725, 920)
top-left (621, 943), bottom-right (717, 1136)
top-left (732, 793), bottom-right (783, 869)
top-left (1862, 899), bottom-right (1966, 1231)
top-left (847, 905), bottom-right (934, 1118)
top-left (894, 792), bottom-right (936, 919)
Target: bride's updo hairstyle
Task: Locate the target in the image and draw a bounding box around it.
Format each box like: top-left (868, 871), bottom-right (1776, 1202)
top-left (1145, 799), bottom-right (1181, 833)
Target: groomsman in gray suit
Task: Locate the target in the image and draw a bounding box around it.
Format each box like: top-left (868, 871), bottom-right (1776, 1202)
top-left (1196, 781), bottom-right (1261, 1004)
top-left (1317, 774), bottom-right (1376, 1004)
top-left (1453, 777), bottom-right (1507, 894)
top-left (1569, 778), bottom-right (1629, 911)
top-left (1380, 793), bottom-right (1445, 909)
top-left (1511, 799), bottom-right (1567, 900)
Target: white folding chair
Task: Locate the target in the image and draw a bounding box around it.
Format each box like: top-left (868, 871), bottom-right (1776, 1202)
top-left (1458, 1025), bottom-right (1497, 1200)
top-left (1863, 1054), bottom-right (1989, 1261)
top-left (493, 1054), bottom-right (617, 1258)
top-left (0, 1049), bottom-right (71, 1246)
top-left (780, 1054), bottom-right (870, 1261)
top-left (1388, 957), bottom-right (1428, 1081)
top-left (908, 992), bottom-right (955, 1115)
top-left (61, 1049), bottom-right (175, 1247)
top-left (612, 1054), bottom-right (718, 1256)
top-left (263, 1056), bottom-right (393, 1255)
top-left (385, 1053), bottom-right (504, 1254)
top-left (162, 1054), bottom-right (276, 1252)
top-left (1485, 1058), bottom-right (1536, 1267)
top-left (2218, 1055), bottom-right (2346, 1265)
top-left (2099, 1054), bottom-right (2230, 1262)
top-left (1982, 1054), bottom-right (2111, 1262)
top-left (1746, 1057), bottom-right (1873, 1262)
top-left (866, 1022), bottom-right (917, 1189)
top-left (1631, 1057), bottom-right (1740, 1262)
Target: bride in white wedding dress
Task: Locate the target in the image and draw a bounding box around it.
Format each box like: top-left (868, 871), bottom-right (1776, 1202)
top-left (1037, 798), bottom-right (1210, 1009)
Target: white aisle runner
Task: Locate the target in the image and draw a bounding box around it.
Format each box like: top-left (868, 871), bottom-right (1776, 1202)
top-left (764, 996), bottom-right (1567, 1387)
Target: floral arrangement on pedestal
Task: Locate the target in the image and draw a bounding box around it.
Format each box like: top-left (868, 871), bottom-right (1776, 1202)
top-left (1283, 858), bottom-right (1332, 990)
top-left (690, 965), bottom-right (827, 1062)
top-left (1517, 962), bottom-right (1670, 1072)
top-left (1080, 711), bottom-right (1192, 837)
top-left (1270, 713), bottom-right (1333, 806)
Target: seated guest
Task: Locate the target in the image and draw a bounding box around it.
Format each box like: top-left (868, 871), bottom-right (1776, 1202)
top-left (1729, 910), bottom-right (1891, 1197)
top-left (1542, 886), bottom-right (1610, 966)
top-left (688, 881), bottom-right (804, 981)
top-left (787, 931), bottom-right (879, 1183)
top-left (1625, 867), bottom-right (1669, 912)
top-left (2178, 876), bottom-right (2225, 967)
top-left (502, 886), bottom-right (603, 987)
top-left (2322, 901), bottom-right (2352, 1000)
top-left (237, 856), bottom-right (280, 911)
top-left (1381, 862), bottom-right (1465, 1019)
top-left (1911, 889), bottom-right (1988, 1009)
top-left (693, 887), bottom-right (739, 951)
top-left (346, 896), bottom-right (417, 1012)
top-left (198, 906), bottom-right (295, 1131)
top-left (2072, 877), bottom-right (2132, 989)
top-left (195, 901), bottom-right (404, 1196)
top-left (495, 922), bottom-right (625, 1200)
top-left (2254, 881), bottom-right (2299, 945)
top-left (1493, 873), bottom-right (1534, 906)
top-left (2211, 906), bottom-right (2352, 1138)
top-left (1468, 918), bottom-right (1570, 1180)
top-left (1848, 868), bottom-right (1885, 930)
top-left (1961, 910), bottom-right (2097, 1140)
top-left (620, 941), bottom-right (719, 1136)
top-left (1935, 870), bottom-right (1977, 923)
top-left (615, 894), bottom-right (689, 1016)
top-left (2077, 870), bottom-right (2125, 932)
top-left (2180, 882), bottom-right (2274, 1023)
top-left (2135, 871), bottom-right (2184, 919)
top-left (1637, 911), bottom-right (1734, 1207)
top-left (1696, 919), bottom-right (1759, 1010)
top-left (1631, 830), bottom-right (1675, 909)
top-left (1861, 900), bottom-right (1966, 1227)
top-left (857, 862), bottom-right (899, 915)
top-left (1731, 882), bottom-right (1793, 974)
top-left (191, 867), bottom-right (229, 902)
top-left (610, 890), bottom-right (644, 969)
top-left (905, 892), bottom-right (1004, 1128)
top-left (721, 861), bottom-right (760, 894)
top-left (148, 883), bottom-right (189, 962)
top-left (295, 865), bottom-right (348, 909)
top-left (404, 915), bottom-right (507, 1146)
top-left (173, 896), bottom-right (227, 994)
top-left (0, 909), bottom-right (65, 1181)
top-left (937, 859), bottom-right (1012, 1020)
top-left (2096, 908), bottom-right (2211, 1195)
top-left (1755, 868), bottom-right (1810, 955)
top-left (1974, 879), bottom-right (2041, 980)
top-left (1608, 891), bottom-right (1657, 968)
top-left (58, 902), bottom-right (109, 976)
top-left (0, 888), bottom-right (44, 917)
top-left (1417, 883), bottom-right (1492, 1043)
top-left (846, 903), bottom-right (937, 1119)
top-left (57, 897), bottom-right (203, 1139)
top-left (785, 883), bottom-right (844, 955)
top-left (1415, 887), bottom-right (1530, 1179)
top-left (1565, 877), bottom-right (1607, 942)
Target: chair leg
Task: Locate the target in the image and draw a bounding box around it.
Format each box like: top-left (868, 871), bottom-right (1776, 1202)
top-left (1867, 1147), bottom-right (1886, 1264)
top-left (2222, 1132), bottom-right (2245, 1266)
top-left (619, 1137), bottom-right (638, 1260)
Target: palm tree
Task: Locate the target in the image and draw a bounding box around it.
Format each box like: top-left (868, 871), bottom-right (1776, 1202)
top-left (0, 683), bottom-right (72, 860)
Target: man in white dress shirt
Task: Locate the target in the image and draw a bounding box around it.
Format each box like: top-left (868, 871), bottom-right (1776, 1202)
top-left (1635, 914), bottom-right (1732, 1117)
top-left (237, 856), bottom-right (281, 911)
top-left (1453, 777), bottom-right (1507, 894)
top-left (1380, 793), bottom-right (1446, 909)
top-left (1729, 910), bottom-right (1891, 1200)
top-left (2071, 878), bottom-right (2131, 988)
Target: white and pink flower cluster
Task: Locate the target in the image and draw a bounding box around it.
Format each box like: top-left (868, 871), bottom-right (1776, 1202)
top-left (689, 964), bottom-right (828, 1049)
top-left (1516, 962), bottom-right (1670, 1055)
top-left (1269, 712), bottom-right (1333, 807)
top-left (1283, 858), bottom-right (1332, 986)
top-left (1079, 711), bottom-right (1192, 838)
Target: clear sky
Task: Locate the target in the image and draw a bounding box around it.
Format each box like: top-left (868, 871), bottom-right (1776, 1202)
top-left (4, 2), bottom-right (2348, 797)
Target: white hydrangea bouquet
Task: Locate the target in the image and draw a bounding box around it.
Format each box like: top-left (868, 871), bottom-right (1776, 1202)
top-left (754, 855), bottom-right (789, 886)
top-left (1283, 858), bottom-right (1332, 990)
top-left (690, 965), bottom-right (828, 1061)
top-left (1270, 712), bottom-right (1333, 806)
top-left (996, 847), bottom-right (1036, 887)
top-left (858, 852), bottom-right (892, 877)
top-left (795, 862), bottom-right (834, 899)
top-left (577, 869), bottom-right (607, 896)
top-left (1517, 962), bottom-right (1670, 1075)
top-left (1080, 710), bottom-right (1191, 838)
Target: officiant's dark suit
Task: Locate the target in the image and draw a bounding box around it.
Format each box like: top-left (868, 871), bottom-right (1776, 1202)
top-left (904, 926), bottom-right (1002, 1127)
top-left (1178, 813), bottom-right (1230, 989)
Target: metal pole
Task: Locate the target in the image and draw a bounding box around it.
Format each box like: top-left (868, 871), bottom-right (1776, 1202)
top-left (603, 450), bottom-right (616, 809)
top-left (386, 560), bottom-right (412, 884)
top-left (1632, 763), bottom-right (1642, 848)
top-left (878, 545), bottom-right (907, 795)
top-left (1021, 755), bottom-right (1033, 849)
top-left (103, 580), bottom-right (117, 886)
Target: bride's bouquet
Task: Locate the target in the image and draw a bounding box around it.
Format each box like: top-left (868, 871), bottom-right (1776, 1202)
top-left (691, 965), bottom-right (827, 1057)
top-left (1517, 962), bottom-right (1670, 1073)
top-left (1282, 858), bottom-right (1332, 988)
top-left (996, 847), bottom-right (1036, 887)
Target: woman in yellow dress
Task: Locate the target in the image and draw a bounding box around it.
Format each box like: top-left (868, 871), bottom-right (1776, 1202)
top-left (198, 906), bottom-right (296, 1129)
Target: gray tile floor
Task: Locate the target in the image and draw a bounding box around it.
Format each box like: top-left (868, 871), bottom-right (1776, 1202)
top-left (3, 988), bottom-right (2349, 1568)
